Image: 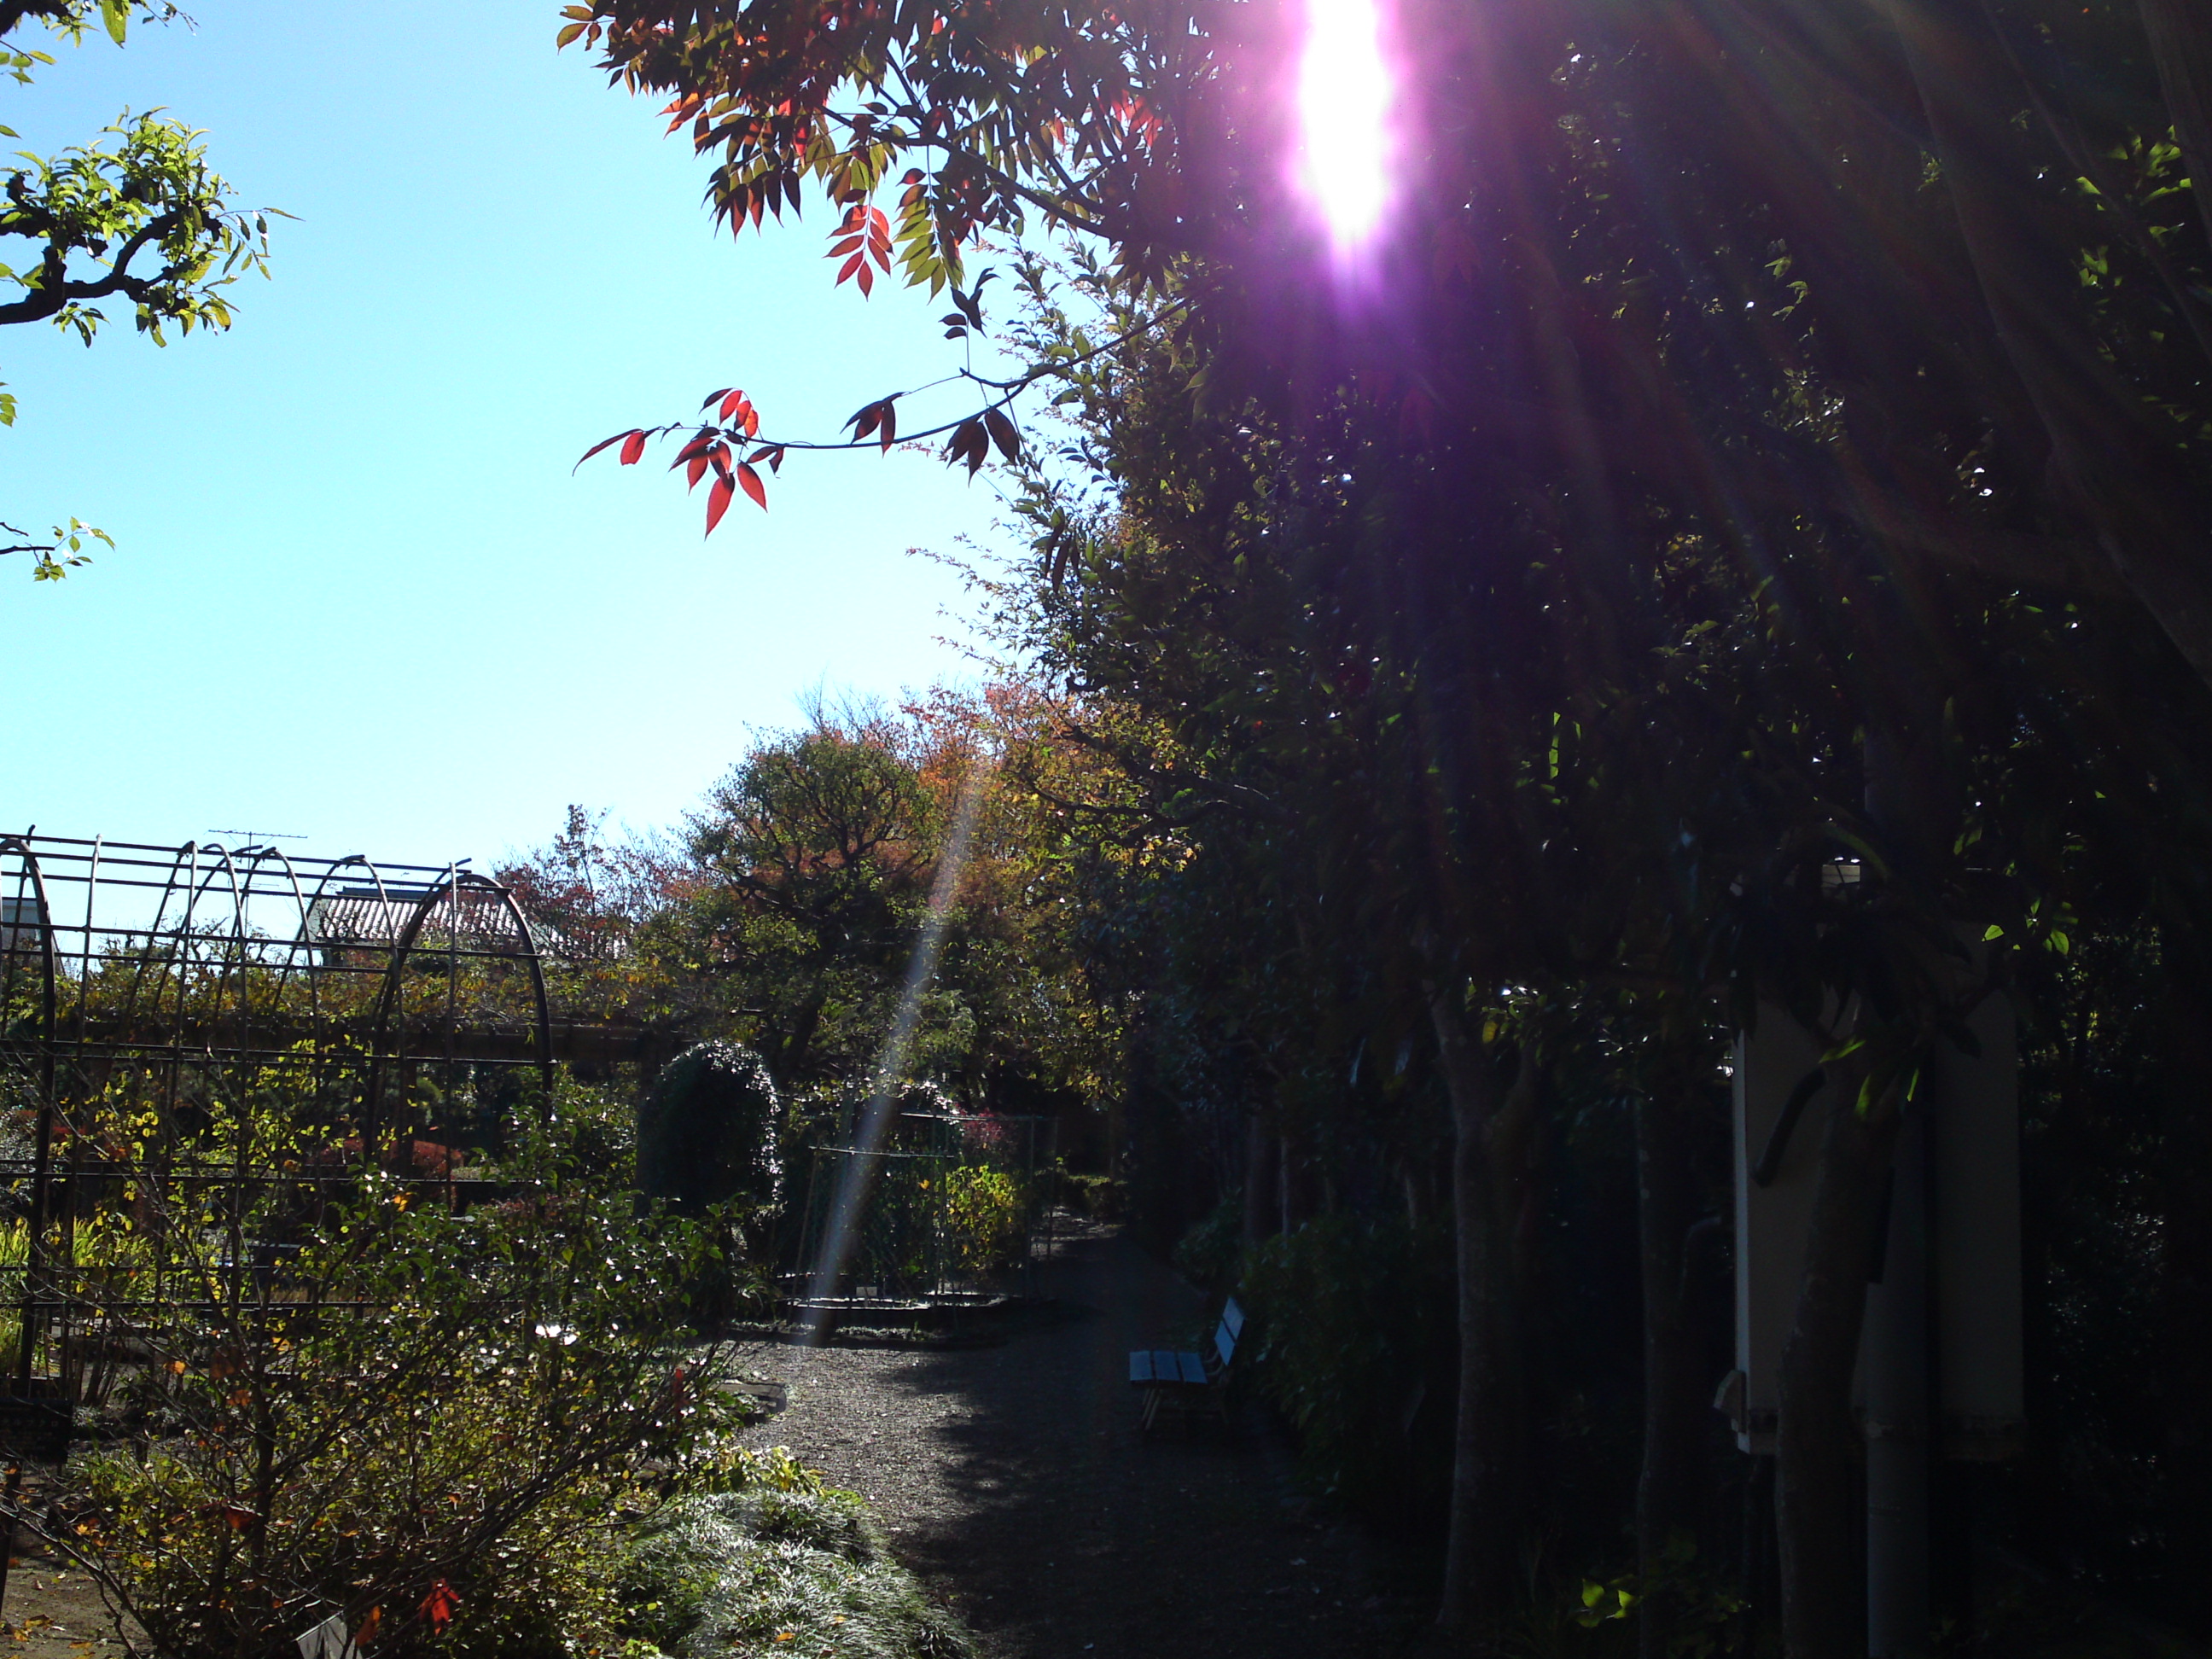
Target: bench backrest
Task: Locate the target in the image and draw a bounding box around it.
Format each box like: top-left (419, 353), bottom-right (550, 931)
top-left (1214, 1297), bottom-right (1245, 1371)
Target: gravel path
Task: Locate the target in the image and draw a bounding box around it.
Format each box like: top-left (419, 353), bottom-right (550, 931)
top-left (732, 1219), bottom-right (1430, 1659)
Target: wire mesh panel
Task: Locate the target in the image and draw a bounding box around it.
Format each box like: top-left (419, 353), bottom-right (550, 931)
top-left (791, 1111), bottom-right (1060, 1300)
top-left (0, 833), bottom-right (552, 1425)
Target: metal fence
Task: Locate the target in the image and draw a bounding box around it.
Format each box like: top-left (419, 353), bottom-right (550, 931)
top-left (0, 832), bottom-right (554, 1436)
top-left (789, 1110), bottom-right (1059, 1301)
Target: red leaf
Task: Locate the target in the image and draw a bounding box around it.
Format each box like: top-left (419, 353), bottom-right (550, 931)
top-left (686, 453), bottom-right (710, 489)
top-left (704, 474), bottom-right (736, 534)
top-left (857, 262), bottom-right (875, 297)
top-left (575, 430), bottom-right (637, 469)
top-left (718, 388), bottom-right (749, 422)
top-left (760, 445), bottom-right (787, 474)
top-left (620, 430), bottom-right (647, 466)
top-left (699, 387), bottom-right (733, 413)
top-left (737, 462), bottom-right (767, 509)
top-left (421, 1581), bottom-right (461, 1636)
top-left (877, 398), bottom-right (896, 450)
top-left (947, 417), bottom-right (987, 477)
top-left (742, 405), bottom-right (760, 437)
top-left (838, 250), bottom-right (867, 284)
top-left (847, 402), bottom-right (882, 440)
top-left (984, 408), bottom-right (1020, 461)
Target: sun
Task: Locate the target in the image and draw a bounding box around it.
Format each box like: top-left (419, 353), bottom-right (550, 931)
top-left (1295, 0), bottom-right (1397, 258)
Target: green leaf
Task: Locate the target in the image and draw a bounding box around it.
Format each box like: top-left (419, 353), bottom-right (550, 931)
top-left (1982, 923), bottom-right (2004, 940)
top-left (99, 0), bottom-right (129, 44)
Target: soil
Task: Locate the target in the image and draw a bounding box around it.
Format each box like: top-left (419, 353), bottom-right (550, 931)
top-left (733, 1215), bottom-right (1435, 1659)
top-left (0, 1557), bottom-right (131, 1659)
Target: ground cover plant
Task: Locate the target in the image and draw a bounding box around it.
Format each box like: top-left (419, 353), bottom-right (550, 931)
top-left (615, 1458), bottom-right (976, 1659)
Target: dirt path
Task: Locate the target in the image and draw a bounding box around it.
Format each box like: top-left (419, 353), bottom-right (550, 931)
top-left (733, 1218), bottom-right (1431, 1659)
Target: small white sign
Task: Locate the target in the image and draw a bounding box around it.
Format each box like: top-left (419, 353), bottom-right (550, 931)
top-left (296, 1613), bottom-right (353, 1659)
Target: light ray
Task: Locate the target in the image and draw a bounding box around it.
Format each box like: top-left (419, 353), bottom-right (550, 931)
top-left (798, 755), bottom-right (992, 1346)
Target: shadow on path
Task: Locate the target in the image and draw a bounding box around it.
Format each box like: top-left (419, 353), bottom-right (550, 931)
top-left (737, 1221), bottom-right (1432, 1659)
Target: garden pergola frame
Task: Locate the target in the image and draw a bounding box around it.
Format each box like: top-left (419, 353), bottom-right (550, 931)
top-left (0, 831), bottom-right (555, 1441)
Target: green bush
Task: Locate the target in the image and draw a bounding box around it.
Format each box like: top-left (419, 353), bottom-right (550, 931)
top-left (1240, 1214), bottom-right (1458, 1527)
top-left (1059, 1171), bottom-right (1126, 1220)
top-left (1170, 1194), bottom-right (1243, 1292)
top-left (638, 1043), bottom-right (783, 1215)
top-left (942, 1165), bottom-right (1027, 1272)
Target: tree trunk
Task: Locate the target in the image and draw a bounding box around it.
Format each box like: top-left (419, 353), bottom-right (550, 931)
top-left (1636, 1066), bottom-right (1710, 1657)
top-left (1429, 987), bottom-right (1537, 1640)
top-left (2157, 946), bottom-right (2212, 1601)
top-left (1775, 1060), bottom-right (1900, 1659)
top-left (1243, 1111), bottom-right (1280, 1248)
top-left (775, 985), bottom-right (829, 1086)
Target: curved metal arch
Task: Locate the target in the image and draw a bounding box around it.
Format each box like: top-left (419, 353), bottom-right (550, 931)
top-left (363, 870), bottom-right (551, 1149)
top-left (183, 841), bottom-right (253, 1040)
top-left (237, 844), bottom-right (316, 1025)
top-left (108, 840), bottom-right (247, 1058)
top-left (284, 853), bottom-right (384, 1046)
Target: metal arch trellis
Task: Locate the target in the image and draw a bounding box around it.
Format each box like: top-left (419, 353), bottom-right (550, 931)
top-left (0, 831), bottom-right (555, 1453)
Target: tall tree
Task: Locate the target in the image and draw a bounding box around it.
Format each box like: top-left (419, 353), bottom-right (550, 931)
top-left (570, 0), bottom-right (2212, 1647)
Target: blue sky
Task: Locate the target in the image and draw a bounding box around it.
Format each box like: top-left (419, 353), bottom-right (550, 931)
top-left (2, 1), bottom-right (1016, 868)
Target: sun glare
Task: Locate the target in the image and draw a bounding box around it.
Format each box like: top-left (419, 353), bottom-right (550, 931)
top-left (1295, 0), bottom-right (1397, 259)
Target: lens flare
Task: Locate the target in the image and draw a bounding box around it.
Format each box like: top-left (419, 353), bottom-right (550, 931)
top-left (1295, 0), bottom-right (1396, 258)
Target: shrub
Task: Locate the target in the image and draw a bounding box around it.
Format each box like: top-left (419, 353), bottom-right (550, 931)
top-left (1169, 1194), bottom-right (1243, 1292)
top-left (27, 1107), bottom-right (746, 1659)
top-left (637, 1043), bottom-right (784, 1216)
top-left (941, 1165), bottom-right (1027, 1273)
top-left (1240, 1214), bottom-right (1458, 1528)
top-left (1059, 1171), bottom-right (1126, 1220)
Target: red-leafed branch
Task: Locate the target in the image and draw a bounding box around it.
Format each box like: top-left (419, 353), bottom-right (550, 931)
top-left (575, 297), bottom-right (1189, 533)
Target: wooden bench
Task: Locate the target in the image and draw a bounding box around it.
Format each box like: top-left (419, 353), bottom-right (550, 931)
top-left (1128, 1297), bottom-right (1243, 1434)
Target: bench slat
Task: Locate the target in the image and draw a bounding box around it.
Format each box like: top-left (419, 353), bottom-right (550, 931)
top-left (1222, 1299), bottom-right (1245, 1341)
top-left (1178, 1350), bottom-right (1208, 1385)
top-left (1129, 1350), bottom-right (1155, 1385)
